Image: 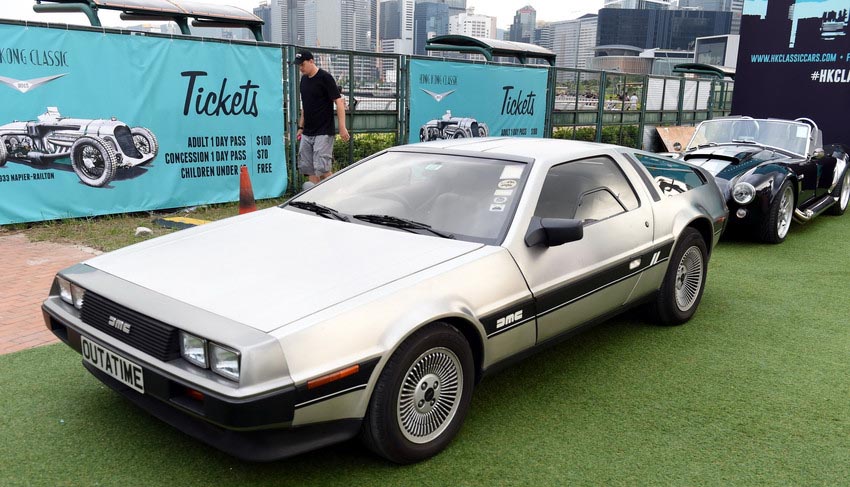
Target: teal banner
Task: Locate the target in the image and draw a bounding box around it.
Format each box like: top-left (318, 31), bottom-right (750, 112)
top-left (409, 59), bottom-right (548, 144)
top-left (0, 24), bottom-right (286, 225)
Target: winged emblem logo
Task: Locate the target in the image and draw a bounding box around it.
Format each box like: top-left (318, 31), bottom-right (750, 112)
top-left (0, 74), bottom-right (68, 93)
top-left (420, 88), bottom-right (456, 102)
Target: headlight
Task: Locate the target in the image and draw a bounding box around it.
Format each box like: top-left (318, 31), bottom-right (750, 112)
top-left (180, 332), bottom-right (208, 368)
top-left (732, 182), bottom-right (756, 205)
top-left (210, 343), bottom-right (240, 381)
top-left (70, 284), bottom-right (86, 310)
top-left (57, 277), bottom-right (73, 305)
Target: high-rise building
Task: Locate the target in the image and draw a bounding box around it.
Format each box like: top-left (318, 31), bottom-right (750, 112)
top-left (449, 8), bottom-right (496, 39)
top-left (730, 0), bottom-right (744, 35)
top-left (342, 0), bottom-right (372, 51)
top-left (305, 0), bottom-right (341, 48)
top-left (414, 2), bottom-right (449, 55)
top-left (604, 0), bottom-right (671, 9)
top-left (379, 0), bottom-right (414, 54)
top-left (253, 1), bottom-right (272, 42)
top-left (267, 0), bottom-right (306, 44)
top-left (550, 14), bottom-right (598, 69)
top-left (597, 8), bottom-right (731, 50)
top-left (416, 0), bottom-right (466, 18)
top-left (509, 5), bottom-right (536, 44)
top-left (535, 22), bottom-right (552, 50)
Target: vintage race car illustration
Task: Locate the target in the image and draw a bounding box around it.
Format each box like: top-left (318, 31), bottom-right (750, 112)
top-left (672, 116), bottom-right (849, 243)
top-left (0, 107), bottom-right (158, 187)
top-left (43, 138), bottom-right (727, 463)
top-left (419, 110), bottom-right (489, 141)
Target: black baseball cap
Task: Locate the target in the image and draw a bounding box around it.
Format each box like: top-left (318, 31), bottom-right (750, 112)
top-left (294, 50), bottom-right (314, 65)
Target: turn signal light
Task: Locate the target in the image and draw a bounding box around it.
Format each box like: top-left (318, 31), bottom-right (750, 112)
top-left (307, 365), bottom-right (360, 390)
top-left (185, 388), bottom-right (205, 402)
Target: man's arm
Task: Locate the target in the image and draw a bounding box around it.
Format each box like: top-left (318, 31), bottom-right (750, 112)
top-left (297, 111), bottom-right (304, 139)
top-left (335, 97), bottom-right (350, 142)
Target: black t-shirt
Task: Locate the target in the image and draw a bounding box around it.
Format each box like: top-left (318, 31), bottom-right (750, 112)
top-left (300, 69), bottom-right (341, 136)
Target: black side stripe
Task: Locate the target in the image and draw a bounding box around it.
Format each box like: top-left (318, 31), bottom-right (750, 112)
top-left (481, 240), bottom-right (675, 338)
top-left (295, 384), bottom-right (368, 409)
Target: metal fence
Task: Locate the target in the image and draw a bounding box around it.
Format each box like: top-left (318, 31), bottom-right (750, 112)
top-left (292, 46), bottom-right (735, 184)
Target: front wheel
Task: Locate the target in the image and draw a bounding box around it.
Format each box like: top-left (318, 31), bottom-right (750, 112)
top-left (70, 136), bottom-right (117, 187)
top-left (360, 322), bottom-right (474, 464)
top-left (652, 227), bottom-right (708, 326)
top-left (131, 127), bottom-right (159, 160)
top-left (828, 169), bottom-right (850, 216)
top-left (759, 180), bottom-right (794, 243)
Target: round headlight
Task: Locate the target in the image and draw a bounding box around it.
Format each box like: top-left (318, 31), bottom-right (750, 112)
top-left (732, 182), bottom-right (756, 205)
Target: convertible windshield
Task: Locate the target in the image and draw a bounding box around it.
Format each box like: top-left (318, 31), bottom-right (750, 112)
top-left (687, 119), bottom-right (811, 155)
top-left (288, 151), bottom-right (529, 244)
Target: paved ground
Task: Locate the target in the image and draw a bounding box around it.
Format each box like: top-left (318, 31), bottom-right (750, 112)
top-left (0, 233), bottom-right (99, 355)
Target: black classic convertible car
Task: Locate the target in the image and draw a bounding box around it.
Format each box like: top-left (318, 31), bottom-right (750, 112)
top-left (675, 117), bottom-right (849, 243)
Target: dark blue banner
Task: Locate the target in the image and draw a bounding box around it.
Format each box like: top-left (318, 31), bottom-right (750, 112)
top-left (733, 0), bottom-right (850, 144)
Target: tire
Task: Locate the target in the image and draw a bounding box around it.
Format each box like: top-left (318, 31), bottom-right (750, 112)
top-left (759, 180), bottom-right (794, 244)
top-left (828, 169), bottom-right (850, 216)
top-left (0, 138), bottom-right (7, 167)
top-left (131, 127), bottom-right (159, 158)
top-left (419, 128), bottom-right (427, 142)
top-left (360, 322), bottom-right (474, 464)
top-left (70, 136), bottom-right (117, 187)
top-left (652, 227), bottom-right (708, 326)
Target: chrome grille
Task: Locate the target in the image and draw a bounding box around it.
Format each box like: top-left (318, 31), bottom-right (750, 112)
top-left (114, 126), bottom-right (142, 158)
top-left (80, 292), bottom-right (179, 361)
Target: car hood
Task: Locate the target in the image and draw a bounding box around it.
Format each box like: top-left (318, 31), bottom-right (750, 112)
top-left (83, 207), bottom-right (484, 333)
top-left (684, 145), bottom-right (788, 181)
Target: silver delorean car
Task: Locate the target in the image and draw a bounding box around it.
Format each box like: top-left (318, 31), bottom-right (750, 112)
top-left (43, 138), bottom-right (727, 464)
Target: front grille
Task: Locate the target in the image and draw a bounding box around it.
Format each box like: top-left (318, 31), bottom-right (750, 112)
top-left (80, 291), bottom-right (180, 361)
top-left (114, 126), bottom-right (142, 158)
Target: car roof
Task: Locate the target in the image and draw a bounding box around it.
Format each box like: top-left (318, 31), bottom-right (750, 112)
top-left (396, 137), bottom-right (617, 164)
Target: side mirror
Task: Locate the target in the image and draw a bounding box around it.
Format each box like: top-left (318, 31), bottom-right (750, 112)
top-left (525, 216), bottom-right (584, 247)
top-left (673, 141), bottom-right (682, 152)
top-left (812, 148), bottom-right (825, 159)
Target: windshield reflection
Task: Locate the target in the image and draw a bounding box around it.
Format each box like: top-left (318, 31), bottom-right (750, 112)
top-left (289, 151), bottom-right (529, 244)
top-left (688, 119), bottom-right (811, 155)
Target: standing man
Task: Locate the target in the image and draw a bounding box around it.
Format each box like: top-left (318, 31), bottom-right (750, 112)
top-left (295, 50), bottom-right (350, 184)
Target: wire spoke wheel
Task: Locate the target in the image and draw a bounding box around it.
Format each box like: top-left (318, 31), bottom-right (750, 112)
top-left (79, 145), bottom-right (105, 178)
top-left (777, 185), bottom-right (794, 239)
top-left (674, 246), bottom-right (704, 312)
top-left (396, 347), bottom-right (463, 444)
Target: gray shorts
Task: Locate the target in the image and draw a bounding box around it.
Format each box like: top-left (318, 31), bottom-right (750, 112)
top-left (298, 134), bottom-right (335, 176)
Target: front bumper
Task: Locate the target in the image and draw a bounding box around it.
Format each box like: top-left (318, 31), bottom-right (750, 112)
top-left (43, 299), bottom-right (376, 461)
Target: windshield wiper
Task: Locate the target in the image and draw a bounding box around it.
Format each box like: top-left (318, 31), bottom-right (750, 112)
top-left (353, 214), bottom-right (455, 239)
top-left (288, 201), bottom-right (349, 221)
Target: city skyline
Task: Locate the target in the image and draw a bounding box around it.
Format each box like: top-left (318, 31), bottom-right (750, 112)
top-left (1, 0), bottom-right (605, 30)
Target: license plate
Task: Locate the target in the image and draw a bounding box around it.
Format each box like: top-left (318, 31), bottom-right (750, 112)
top-left (81, 336), bottom-right (145, 393)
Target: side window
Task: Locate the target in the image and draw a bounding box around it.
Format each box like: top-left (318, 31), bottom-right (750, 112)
top-left (633, 153), bottom-right (706, 197)
top-left (534, 156), bottom-right (640, 223)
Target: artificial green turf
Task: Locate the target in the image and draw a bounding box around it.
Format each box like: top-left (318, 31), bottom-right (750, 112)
top-left (2, 216), bottom-right (849, 486)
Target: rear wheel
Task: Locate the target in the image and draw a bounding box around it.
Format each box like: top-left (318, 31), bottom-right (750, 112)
top-left (0, 138), bottom-right (7, 167)
top-left (759, 181), bottom-right (794, 244)
top-left (652, 227), bottom-right (707, 326)
top-left (361, 322), bottom-right (474, 464)
top-left (70, 136), bottom-right (117, 187)
top-left (828, 169), bottom-right (850, 216)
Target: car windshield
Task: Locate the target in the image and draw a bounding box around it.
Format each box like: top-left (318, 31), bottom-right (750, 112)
top-left (287, 151), bottom-right (530, 245)
top-left (687, 119), bottom-right (811, 155)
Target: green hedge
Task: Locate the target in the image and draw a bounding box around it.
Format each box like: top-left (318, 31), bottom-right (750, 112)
top-left (552, 125), bottom-right (640, 148)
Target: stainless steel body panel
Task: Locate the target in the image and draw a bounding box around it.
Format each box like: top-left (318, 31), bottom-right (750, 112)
top-left (43, 137), bottom-right (727, 460)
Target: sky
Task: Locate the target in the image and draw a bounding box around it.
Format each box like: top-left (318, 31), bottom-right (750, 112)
top-left (0, 0), bottom-right (605, 30)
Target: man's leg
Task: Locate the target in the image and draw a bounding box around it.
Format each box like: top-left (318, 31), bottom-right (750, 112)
top-left (298, 135), bottom-right (319, 184)
top-left (314, 135), bottom-right (335, 181)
